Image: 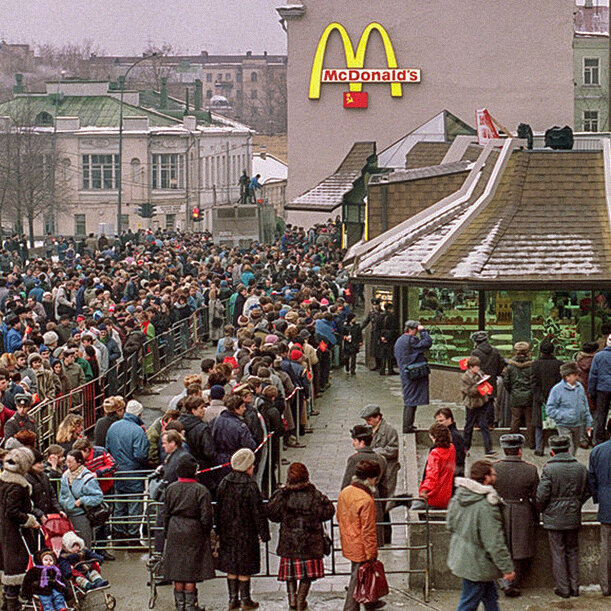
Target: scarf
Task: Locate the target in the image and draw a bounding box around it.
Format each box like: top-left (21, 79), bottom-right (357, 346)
top-left (66, 464), bottom-right (85, 487)
top-left (35, 565), bottom-right (64, 589)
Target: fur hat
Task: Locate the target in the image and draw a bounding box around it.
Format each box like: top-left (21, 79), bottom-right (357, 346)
top-left (514, 341), bottom-right (530, 354)
top-left (3, 447), bottom-right (34, 475)
top-left (231, 448), bottom-right (255, 473)
top-left (62, 531), bottom-right (85, 552)
top-left (560, 361), bottom-right (579, 378)
top-left (42, 331), bottom-right (59, 346)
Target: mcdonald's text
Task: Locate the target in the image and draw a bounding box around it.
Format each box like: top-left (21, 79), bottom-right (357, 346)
top-left (322, 68), bottom-right (420, 83)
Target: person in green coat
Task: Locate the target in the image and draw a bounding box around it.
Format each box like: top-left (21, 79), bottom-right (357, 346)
top-left (446, 459), bottom-right (514, 611)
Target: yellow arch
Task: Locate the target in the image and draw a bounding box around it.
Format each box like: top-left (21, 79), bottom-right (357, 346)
top-left (308, 22), bottom-right (403, 100)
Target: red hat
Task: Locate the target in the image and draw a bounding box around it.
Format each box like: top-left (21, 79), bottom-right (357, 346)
top-left (290, 349), bottom-right (303, 361)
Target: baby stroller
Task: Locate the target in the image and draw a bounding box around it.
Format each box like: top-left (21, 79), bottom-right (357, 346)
top-left (20, 514), bottom-right (116, 611)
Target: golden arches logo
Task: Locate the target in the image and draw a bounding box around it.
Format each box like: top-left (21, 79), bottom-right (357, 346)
top-left (309, 22), bottom-right (408, 100)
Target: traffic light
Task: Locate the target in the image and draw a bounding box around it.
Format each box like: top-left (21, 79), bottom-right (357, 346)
top-left (192, 207), bottom-right (200, 221)
top-left (138, 203), bottom-right (154, 218)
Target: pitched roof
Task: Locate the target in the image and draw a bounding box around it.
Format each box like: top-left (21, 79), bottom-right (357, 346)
top-left (286, 142), bottom-right (375, 211)
top-left (405, 142), bottom-right (452, 169)
top-left (0, 94), bottom-right (179, 128)
top-left (350, 139), bottom-right (611, 288)
top-left (369, 160), bottom-right (471, 186)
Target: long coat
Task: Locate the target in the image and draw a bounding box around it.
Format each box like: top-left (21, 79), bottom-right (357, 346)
top-left (161, 480), bottom-right (215, 583)
top-left (267, 482), bottom-right (335, 559)
top-left (0, 472), bottom-right (38, 586)
top-left (371, 419), bottom-right (400, 496)
top-left (530, 354), bottom-right (562, 428)
top-left (394, 331), bottom-right (433, 406)
top-left (493, 456), bottom-right (539, 559)
top-left (215, 471), bottom-right (270, 575)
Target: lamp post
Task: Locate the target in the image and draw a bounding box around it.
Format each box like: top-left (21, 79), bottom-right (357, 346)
top-left (116, 53), bottom-right (157, 236)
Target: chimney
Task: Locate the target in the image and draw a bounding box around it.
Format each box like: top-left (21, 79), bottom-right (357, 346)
top-left (13, 73), bottom-right (25, 94)
top-left (264, 51), bottom-right (268, 57)
top-left (194, 79), bottom-right (202, 111)
top-left (160, 77), bottom-right (168, 109)
top-left (183, 115), bottom-right (197, 131)
top-left (260, 145), bottom-right (267, 160)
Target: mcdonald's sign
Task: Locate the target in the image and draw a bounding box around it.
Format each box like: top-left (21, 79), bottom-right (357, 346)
top-left (309, 22), bottom-right (421, 108)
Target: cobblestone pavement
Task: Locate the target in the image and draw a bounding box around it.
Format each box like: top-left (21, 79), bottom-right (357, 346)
top-left (101, 353), bottom-right (606, 608)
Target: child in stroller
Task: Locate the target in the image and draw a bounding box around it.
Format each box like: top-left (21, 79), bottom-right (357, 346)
top-left (58, 532), bottom-right (108, 591)
top-left (21, 549), bottom-right (68, 611)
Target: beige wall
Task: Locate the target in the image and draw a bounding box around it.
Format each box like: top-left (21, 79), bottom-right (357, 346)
top-left (286, 0), bottom-right (575, 200)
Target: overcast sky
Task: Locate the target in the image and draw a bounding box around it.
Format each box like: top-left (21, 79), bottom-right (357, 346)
top-left (0, 0), bottom-right (287, 55)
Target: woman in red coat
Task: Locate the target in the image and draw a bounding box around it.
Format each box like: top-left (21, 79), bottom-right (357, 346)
top-left (417, 422), bottom-right (456, 509)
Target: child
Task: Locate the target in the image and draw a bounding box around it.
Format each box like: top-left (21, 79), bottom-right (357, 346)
top-left (58, 531), bottom-right (108, 591)
top-left (342, 312), bottom-right (363, 375)
top-left (44, 445), bottom-right (65, 479)
top-left (21, 549), bottom-right (68, 611)
top-left (461, 356), bottom-right (495, 457)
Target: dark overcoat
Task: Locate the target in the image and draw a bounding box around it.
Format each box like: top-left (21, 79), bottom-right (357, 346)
top-left (493, 456), bottom-right (539, 559)
top-left (530, 354), bottom-right (562, 428)
top-left (215, 471), bottom-right (270, 575)
top-left (267, 482), bottom-right (335, 559)
top-left (161, 480), bottom-right (215, 583)
top-left (394, 331), bottom-right (433, 406)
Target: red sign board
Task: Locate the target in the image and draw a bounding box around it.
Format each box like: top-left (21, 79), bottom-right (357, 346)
top-left (344, 91), bottom-right (368, 109)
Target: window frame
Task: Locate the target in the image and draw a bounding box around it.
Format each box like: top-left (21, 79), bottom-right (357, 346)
top-left (151, 153), bottom-right (185, 190)
top-left (583, 57), bottom-right (600, 86)
top-left (583, 109), bottom-right (599, 132)
top-left (81, 154), bottom-right (120, 190)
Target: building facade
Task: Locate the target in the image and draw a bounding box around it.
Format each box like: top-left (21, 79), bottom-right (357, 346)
top-left (279, 1), bottom-right (575, 202)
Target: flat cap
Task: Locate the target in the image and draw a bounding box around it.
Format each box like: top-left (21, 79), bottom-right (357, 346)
top-left (350, 424), bottom-right (373, 440)
top-left (549, 435), bottom-right (571, 452)
top-left (499, 433), bottom-right (525, 449)
top-left (404, 320), bottom-right (420, 331)
top-left (360, 404), bottom-right (381, 420)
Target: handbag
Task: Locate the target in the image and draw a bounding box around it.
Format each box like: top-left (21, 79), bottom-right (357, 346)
top-left (212, 316), bottom-right (223, 329)
top-left (322, 523), bottom-right (332, 556)
top-left (353, 559), bottom-right (389, 604)
top-left (403, 337), bottom-right (430, 380)
top-left (84, 501), bottom-right (112, 527)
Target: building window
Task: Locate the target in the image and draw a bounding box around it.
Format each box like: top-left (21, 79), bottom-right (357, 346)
top-left (81, 154), bottom-right (120, 190)
top-left (225, 73), bottom-right (231, 80)
top-left (206, 73), bottom-right (212, 82)
top-left (250, 71), bottom-right (258, 82)
top-left (236, 72), bottom-right (242, 82)
top-left (206, 89), bottom-right (212, 99)
top-left (217, 73), bottom-right (223, 81)
top-left (250, 89), bottom-right (258, 99)
top-left (120, 214), bottom-right (129, 229)
top-left (152, 154), bottom-right (184, 189)
top-left (74, 214), bottom-right (86, 236)
top-left (166, 214), bottom-right (176, 230)
top-left (583, 57), bottom-right (600, 85)
top-left (583, 110), bottom-right (599, 132)
top-left (236, 90), bottom-right (242, 99)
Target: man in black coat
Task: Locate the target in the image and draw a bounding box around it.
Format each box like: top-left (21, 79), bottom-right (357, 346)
top-left (232, 285), bottom-right (248, 327)
top-left (362, 298), bottom-right (383, 370)
top-left (341, 425), bottom-right (387, 497)
top-left (378, 303), bottom-right (399, 376)
top-left (471, 330), bottom-right (506, 427)
top-left (26, 450), bottom-right (64, 521)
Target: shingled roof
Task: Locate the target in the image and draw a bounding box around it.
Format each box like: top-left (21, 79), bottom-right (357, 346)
top-left (348, 138), bottom-right (611, 289)
top-left (285, 142), bottom-right (376, 211)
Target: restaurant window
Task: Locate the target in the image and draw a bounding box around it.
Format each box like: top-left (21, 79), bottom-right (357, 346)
top-left (152, 154), bottom-right (184, 189)
top-left (583, 57), bottom-right (600, 85)
top-left (82, 154), bottom-right (119, 189)
top-left (583, 110), bottom-right (599, 132)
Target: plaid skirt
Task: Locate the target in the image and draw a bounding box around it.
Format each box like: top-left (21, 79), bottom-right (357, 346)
top-left (278, 557), bottom-right (325, 582)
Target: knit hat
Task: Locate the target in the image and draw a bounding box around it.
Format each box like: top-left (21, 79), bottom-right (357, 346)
top-left (265, 334), bottom-right (279, 345)
top-left (471, 330), bottom-right (488, 343)
top-left (62, 531), bottom-right (85, 552)
top-left (514, 341), bottom-right (530, 354)
top-left (175, 454), bottom-right (198, 479)
top-left (28, 353), bottom-right (42, 366)
top-left (3, 447), bottom-right (35, 475)
top-left (290, 349), bottom-right (303, 361)
top-left (125, 399), bottom-right (143, 416)
top-left (42, 331), bottom-right (59, 346)
top-left (209, 385), bottom-right (225, 400)
top-left (560, 361), bottom-right (579, 378)
top-left (231, 448), bottom-right (255, 473)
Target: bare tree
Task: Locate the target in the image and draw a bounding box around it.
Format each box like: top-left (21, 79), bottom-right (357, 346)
top-left (137, 42), bottom-right (177, 90)
top-left (242, 67), bottom-right (287, 133)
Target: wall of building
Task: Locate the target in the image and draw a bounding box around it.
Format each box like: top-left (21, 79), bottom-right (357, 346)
top-left (574, 34), bottom-right (609, 131)
top-left (286, 0), bottom-right (575, 200)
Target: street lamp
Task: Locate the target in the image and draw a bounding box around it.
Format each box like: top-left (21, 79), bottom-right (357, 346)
top-left (116, 53), bottom-right (157, 236)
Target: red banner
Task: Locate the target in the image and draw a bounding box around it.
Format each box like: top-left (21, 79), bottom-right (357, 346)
top-left (344, 91), bottom-right (368, 108)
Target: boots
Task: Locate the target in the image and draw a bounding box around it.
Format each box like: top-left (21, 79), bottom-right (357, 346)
top-left (227, 578), bottom-right (240, 610)
top-left (297, 580), bottom-right (310, 610)
top-left (4, 598), bottom-right (19, 611)
top-left (174, 590), bottom-right (186, 611)
top-left (184, 590), bottom-right (202, 611)
top-left (238, 579), bottom-right (259, 610)
top-left (286, 580), bottom-right (297, 609)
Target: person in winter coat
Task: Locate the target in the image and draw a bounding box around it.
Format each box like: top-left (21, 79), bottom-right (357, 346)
top-left (493, 434), bottom-right (539, 598)
top-left (58, 450), bottom-right (104, 548)
top-left (417, 423), bottom-right (456, 510)
top-left (530, 339), bottom-right (562, 455)
top-left (29, 353), bottom-right (55, 402)
top-left (161, 454), bottom-right (215, 611)
top-left (341, 425), bottom-right (387, 496)
top-left (536, 435), bottom-right (590, 599)
top-left (216, 448), bottom-right (270, 611)
top-left (546, 362), bottom-right (593, 456)
top-left (21, 549), bottom-right (67, 611)
top-left (378, 303), bottom-right (399, 375)
top-left (362, 297), bottom-right (383, 371)
top-left (461, 356), bottom-right (494, 456)
top-left (267, 462), bottom-right (335, 611)
top-left (209, 287), bottom-right (226, 343)
top-left (342, 312), bottom-right (363, 375)
top-left (576, 341), bottom-right (598, 448)
top-left (26, 450), bottom-right (64, 520)
top-left (2, 392), bottom-right (36, 445)
top-left (587, 335), bottom-right (611, 445)
top-left (588, 417), bottom-right (611, 596)
top-left (93, 396), bottom-right (124, 448)
top-left (0, 447), bottom-right (40, 611)
top-left (446, 460), bottom-right (514, 610)
top-left (505, 342), bottom-right (533, 444)
top-left (146, 409), bottom-right (180, 466)
top-left (337, 459), bottom-right (382, 611)
top-left (434, 407), bottom-right (466, 476)
top-left (471, 330), bottom-right (506, 427)
top-left (394, 320), bottom-right (433, 433)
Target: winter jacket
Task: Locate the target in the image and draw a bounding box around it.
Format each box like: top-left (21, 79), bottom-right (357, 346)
top-left (545, 380), bottom-right (593, 428)
top-left (179, 413), bottom-right (216, 470)
top-left (63, 362), bottom-right (85, 390)
top-left (342, 322), bottom-right (363, 355)
top-left (83, 446), bottom-right (117, 494)
top-left (59, 468), bottom-right (104, 517)
top-left (371, 418), bottom-right (400, 496)
top-left (536, 453), bottom-right (590, 530)
top-left (576, 351), bottom-right (596, 412)
top-left (3, 413), bottom-right (37, 443)
top-left (341, 447), bottom-right (387, 497)
top-left (105, 413), bottom-right (149, 491)
top-left (504, 355), bottom-right (533, 408)
top-left (21, 564), bottom-right (66, 599)
top-left (93, 412), bottom-right (121, 448)
top-left (394, 331), bottom-right (433, 407)
top-left (34, 367), bottom-right (56, 401)
top-left (337, 480), bottom-right (378, 563)
top-left (461, 369), bottom-right (488, 409)
top-left (471, 340), bottom-right (505, 394)
top-left (588, 345), bottom-right (611, 395)
top-left (419, 444), bottom-right (456, 509)
top-left (267, 482), bottom-right (335, 559)
top-left (446, 478), bottom-right (513, 581)
top-left (589, 439), bottom-right (611, 524)
top-left (5, 327), bottom-right (22, 353)
top-left (211, 410), bottom-right (257, 474)
top-left (448, 423), bottom-right (466, 474)
top-left (26, 471), bottom-right (63, 519)
top-left (0, 404), bottom-right (15, 440)
top-left (530, 353), bottom-right (562, 427)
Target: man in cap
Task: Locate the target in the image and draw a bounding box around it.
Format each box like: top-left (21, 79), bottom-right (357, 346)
top-left (471, 330), bottom-right (506, 427)
top-left (493, 434), bottom-right (539, 597)
top-left (361, 404), bottom-right (399, 544)
top-left (3, 393), bottom-right (36, 443)
top-left (536, 436), bottom-right (590, 599)
top-left (393, 320), bottom-right (432, 433)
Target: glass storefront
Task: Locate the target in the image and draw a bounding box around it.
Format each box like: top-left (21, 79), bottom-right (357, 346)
top-left (409, 287), bottom-right (608, 366)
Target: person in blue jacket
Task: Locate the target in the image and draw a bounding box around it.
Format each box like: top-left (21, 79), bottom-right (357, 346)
top-left (588, 416), bottom-right (611, 596)
top-left (587, 336), bottom-right (611, 445)
top-left (105, 399), bottom-right (150, 545)
top-left (4, 315), bottom-right (22, 353)
top-left (394, 320), bottom-right (432, 433)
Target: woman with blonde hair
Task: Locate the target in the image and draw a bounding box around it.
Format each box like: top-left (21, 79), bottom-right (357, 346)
top-left (56, 413), bottom-right (84, 454)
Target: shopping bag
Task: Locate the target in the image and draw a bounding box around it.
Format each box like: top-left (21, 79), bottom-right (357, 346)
top-left (541, 402), bottom-right (556, 430)
top-left (353, 559), bottom-right (389, 604)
